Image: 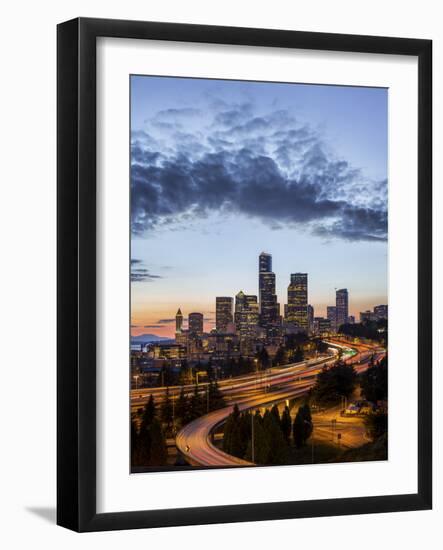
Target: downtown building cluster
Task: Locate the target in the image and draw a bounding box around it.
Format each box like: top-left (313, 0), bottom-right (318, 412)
top-left (157, 252), bottom-right (352, 364)
top-left (138, 252), bottom-right (387, 369)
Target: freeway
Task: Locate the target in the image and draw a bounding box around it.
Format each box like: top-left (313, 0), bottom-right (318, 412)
top-left (176, 380), bottom-right (315, 467)
top-left (130, 339), bottom-right (371, 412)
top-left (175, 341), bottom-right (384, 467)
top-left (130, 354), bottom-right (335, 412)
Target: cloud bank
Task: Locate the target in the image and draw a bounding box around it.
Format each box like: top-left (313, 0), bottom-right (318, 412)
top-left (131, 101), bottom-right (387, 242)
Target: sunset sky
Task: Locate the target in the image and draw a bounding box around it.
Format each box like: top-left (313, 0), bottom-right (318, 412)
top-left (130, 76), bottom-right (388, 338)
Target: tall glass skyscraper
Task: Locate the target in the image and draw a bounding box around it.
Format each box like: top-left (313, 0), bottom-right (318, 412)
top-left (327, 305), bottom-right (337, 332)
top-left (235, 291), bottom-right (259, 340)
top-left (258, 252), bottom-right (280, 331)
top-left (307, 304), bottom-right (314, 332)
top-left (259, 252), bottom-right (272, 273)
top-left (216, 297), bottom-right (233, 332)
top-left (286, 273), bottom-right (308, 331)
top-left (188, 312), bottom-right (204, 336)
top-left (336, 289), bottom-right (349, 330)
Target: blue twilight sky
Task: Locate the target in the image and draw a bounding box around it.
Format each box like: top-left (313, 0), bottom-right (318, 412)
top-left (130, 75), bottom-right (388, 337)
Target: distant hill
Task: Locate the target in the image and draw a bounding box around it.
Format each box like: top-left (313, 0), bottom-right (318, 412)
top-left (131, 334), bottom-right (171, 344)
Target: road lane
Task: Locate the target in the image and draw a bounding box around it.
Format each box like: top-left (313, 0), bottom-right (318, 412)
top-left (175, 342), bottom-right (384, 467)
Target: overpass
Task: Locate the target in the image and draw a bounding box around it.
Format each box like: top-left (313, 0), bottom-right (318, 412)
top-left (175, 341), bottom-right (384, 467)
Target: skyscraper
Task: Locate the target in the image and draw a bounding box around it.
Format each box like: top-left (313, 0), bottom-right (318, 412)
top-left (175, 308), bottom-right (183, 333)
top-left (188, 312), bottom-right (204, 336)
top-left (314, 317), bottom-right (331, 335)
top-left (259, 252), bottom-right (272, 273)
top-left (216, 297), bottom-right (233, 332)
top-left (235, 291), bottom-right (259, 340)
top-left (258, 252), bottom-right (280, 331)
top-left (336, 289), bottom-right (349, 331)
top-left (327, 306), bottom-right (337, 332)
top-left (286, 273), bottom-right (308, 331)
top-left (374, 304), bottom-right (388, 320)
top-left (307, 304), bottom-right (314, 332)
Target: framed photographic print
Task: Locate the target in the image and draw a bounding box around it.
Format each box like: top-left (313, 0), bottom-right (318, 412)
top-left (57, 17), bottom-right (432, 531)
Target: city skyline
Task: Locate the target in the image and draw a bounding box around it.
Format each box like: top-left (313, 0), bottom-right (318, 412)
top-left (132, 249), bottom-right (386, 339)
top-left (131, 76), bottom-right (387, 338)
top-left (130, 75), bottom-right (389, 473)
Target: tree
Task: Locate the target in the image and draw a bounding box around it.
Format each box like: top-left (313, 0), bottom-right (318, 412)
top-left (285, 332), bottom-right (308, 350)
top-left (360, 356), bottom-right (388, 403)
top-left (157, 365), bottom-right (179, 387)
top-left (281, 406), bottom-right (292, 443)
top-left (364, 412), bottom-right (388, 441)
top-left (263, 410), bottom-right (288, 464)
top-left (293, 404), bottom-right (313, 449)
top-left (223, 404), bottom-right (241, 454)
top-left (131, 394), bottom-right (169, 468)
top-left (189, 384), bottom-right (204, 420)
top-left (179, 360), bottom-right (191, 385)
top-left (229, 423), bottom-right (244, 457)
top-left (131, 419), bottom-right (139, 465)
top-left (293, 346), bottom-right (304, 363)
top-left (256, 347), bottom-right (270, 370)
top-left (273, 345), bottom-right (287, 366)
top-left (148, 418), bottom-right (168, 466)
top-left (340, 319), bottom-right (387, 344)
top-left (301, 403), bottom-right (313, 439)
top-left (175, 387), bottom-right (188, 424)
top-left (312, 362), bottom-right (357, 405)
top-left (239, 411), bottom-right (252, 451)
top-left (270, 404), bottom-right (281, 425)
top-left (160, 387), bottom-right (173, 428)
top-left (314, 338), bottom-right (329, 354)
top-left (140, 394), bottom-right (156, 431)
top-left (208, 380), bottom-right (226, 411)
top-left (136, 423), bottom-right (151, 465)
top-left (246, 412), bottom-right (271, 464)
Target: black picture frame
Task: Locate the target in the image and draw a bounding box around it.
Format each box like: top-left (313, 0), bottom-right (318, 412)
top-left (57, 17), bottom-right (432, 532)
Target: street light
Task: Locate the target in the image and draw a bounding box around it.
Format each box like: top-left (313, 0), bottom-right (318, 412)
top-left (133, 374), bottom-right (139, 390)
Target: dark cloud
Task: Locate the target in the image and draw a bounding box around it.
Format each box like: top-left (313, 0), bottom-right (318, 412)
top-left (131, 102), bottom-right (387, 242)
top-left (144, 325), bottom-right (163, 328)
top-left (156, 319), bottom-right (174, 324)
top-left (313, 206), bottom-right (388, 242)
top-left (130, 259), bottom-right (163, 282)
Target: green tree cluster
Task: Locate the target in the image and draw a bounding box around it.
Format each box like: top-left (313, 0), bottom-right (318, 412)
top-left (223, 403), bottom-right (315, 465)
top-left (292, 404), bottom-right (313, 448)
top-left (360, 356), bottom-right (388, 403)
top-left (312, 362), bottom-right (357, 405)
top-left (364, 412), bottom-right (388, 441)
top-left (339, 318), bottom-right (388, 344)
top-left (173, 381), bottom-right (226, 428)
top-left (131, 395), bottom-right (167, 468)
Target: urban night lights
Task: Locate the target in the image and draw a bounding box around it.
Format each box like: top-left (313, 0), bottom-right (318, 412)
top-left (139, 252), bottom-right (387, 366)
top-left (130, 75), bottom-right (388, 471)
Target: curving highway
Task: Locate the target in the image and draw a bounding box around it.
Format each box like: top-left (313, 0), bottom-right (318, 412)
top-left (131, 353), bottom-right (338, 412)
top-left (175, 340), bottom-right (384, 467)
top-left (176, 380), bottom-right (315, 467)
